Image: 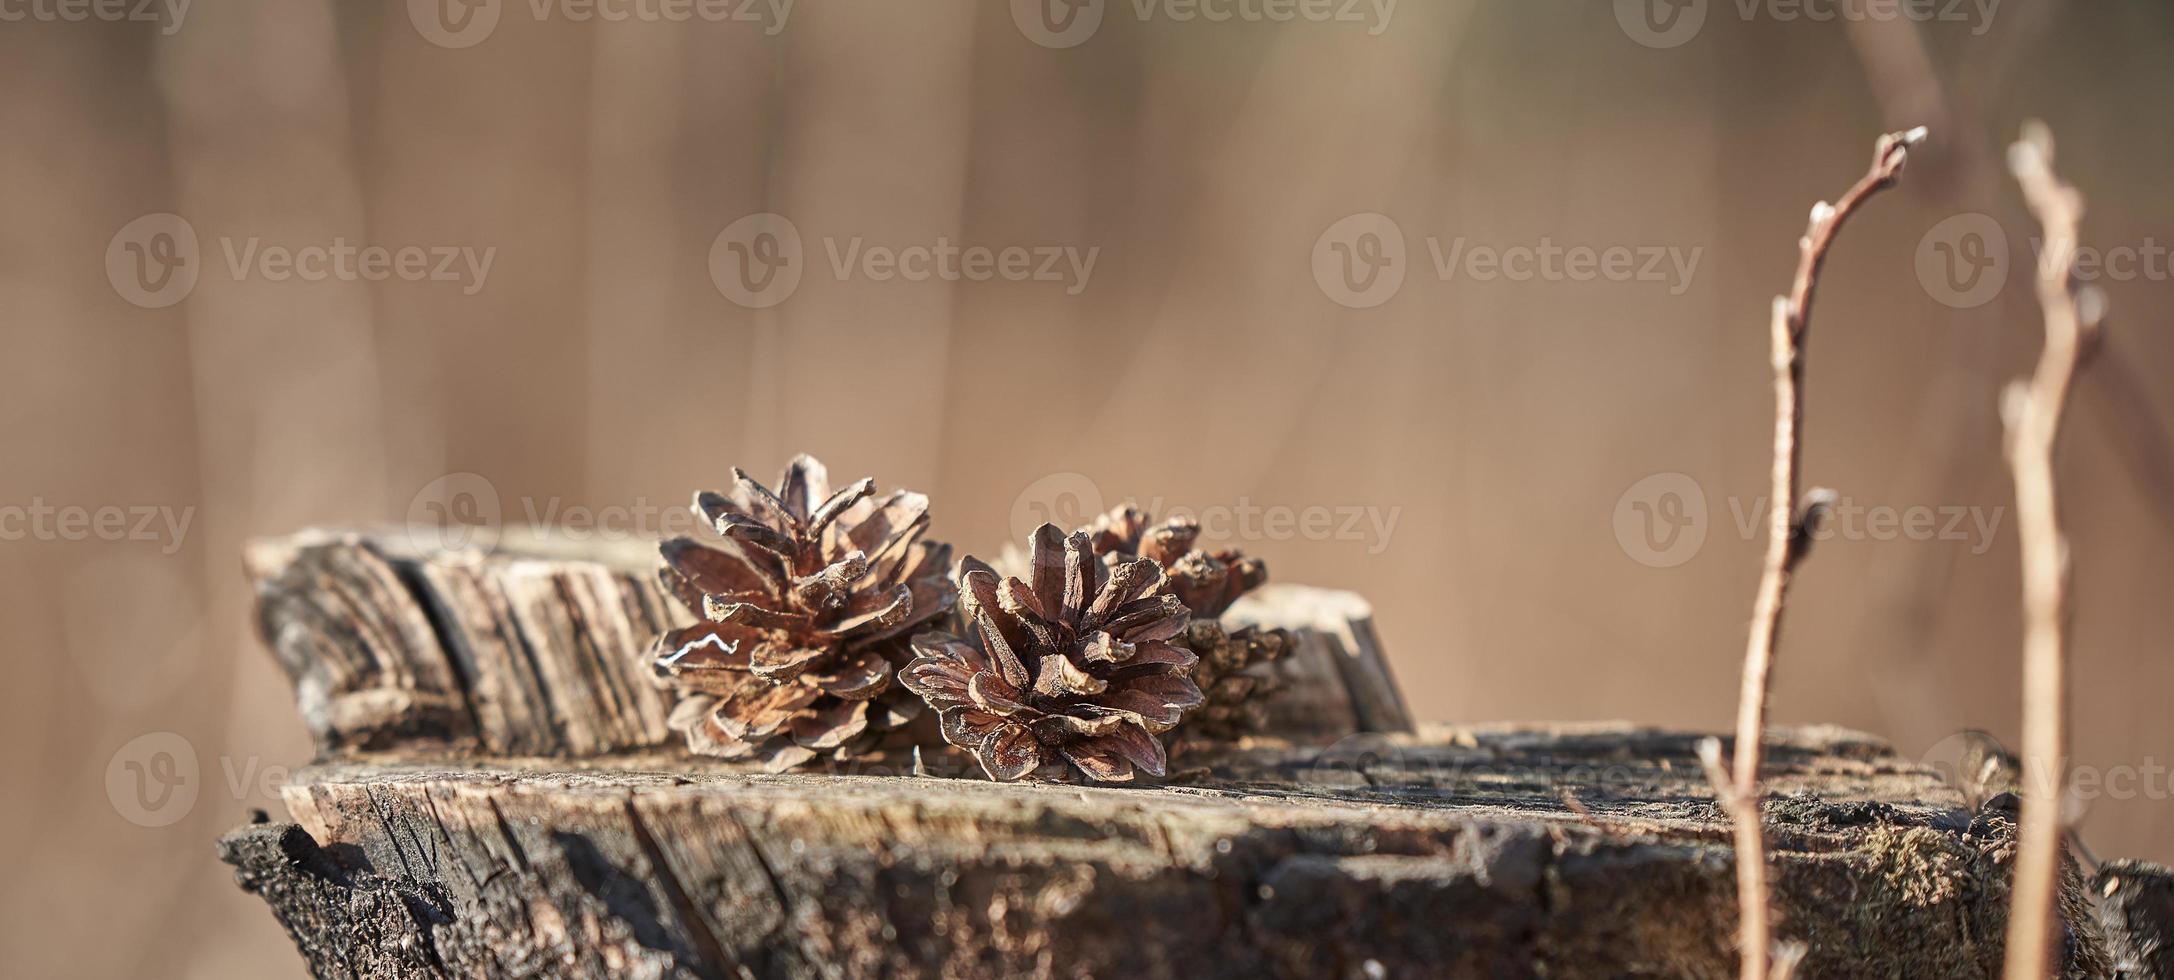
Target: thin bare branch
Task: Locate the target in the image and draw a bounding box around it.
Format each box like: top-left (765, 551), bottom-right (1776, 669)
top-left (2000, 121), bottom-right (2104, 980)
top-left (1715, 126), bottom-right (1927, 980)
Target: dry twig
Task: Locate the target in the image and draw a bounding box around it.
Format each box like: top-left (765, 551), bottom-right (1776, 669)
top-left (2000, 121), bottom-right (2103, 980)
top-left (1710, 126), bottom-right (1927, 980)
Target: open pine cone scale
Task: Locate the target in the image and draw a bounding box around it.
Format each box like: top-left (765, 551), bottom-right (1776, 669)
top-left (1084, 505), bottom-right (1268, 619)
top-left (649, 455), bottom-right (953, 770)
top-left (1080, 505), bottom-right (1291, 745)
top-left (901, 524), bottom-right (1206, 782)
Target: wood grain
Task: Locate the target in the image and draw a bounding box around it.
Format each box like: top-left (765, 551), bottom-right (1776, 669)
top-left (224, 724), bottom-right (2078, 979)
top-left (243, 529), bottom-right (1409, 760)
top-left (229, 530), bottom-right (2113, 977)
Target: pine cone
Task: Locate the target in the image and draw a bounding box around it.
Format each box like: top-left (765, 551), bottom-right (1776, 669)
top-left (899, 524), bottom-right (1205, 782)
top-left (1081, 505), bottom-right (1293, 744)
top-left (650, 455), bottom-right (953, 771)
top-left (1081, 505), bottom-right (1266, 618)
top-left (1179, 620), bottom-right (1294, 742)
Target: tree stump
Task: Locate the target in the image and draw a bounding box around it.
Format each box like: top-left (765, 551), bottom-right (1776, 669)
top-left (223, 530), bottom-right (2105, 979)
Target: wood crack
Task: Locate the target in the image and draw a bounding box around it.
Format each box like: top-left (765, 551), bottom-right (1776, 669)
top-left (624, 797), bottom-right (737, 979)
top-left (229, 727), bottom-right (2095, 978)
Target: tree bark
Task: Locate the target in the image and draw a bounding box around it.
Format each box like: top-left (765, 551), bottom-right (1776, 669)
top-left (224, 529), bottom-right (2108, 978)
top-left (226, 726), bottom-right (2091, 979)
top-left (241, 528), bottom-right (1412, 758)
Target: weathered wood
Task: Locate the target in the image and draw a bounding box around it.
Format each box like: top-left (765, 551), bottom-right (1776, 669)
top-left (229, 531), bottom-right (2120, 978)
top-left (1226, 585), bottom-right (1412, 737)
top-left (245, 528), bottom-right (709, 756)
top-left (244, 529), bottom-right (1409, 759)
top-left (223, 724), bottom-right (2111, 979)
top-left (2095, 860), bottom-right (2174, 978)
top-left (245, 532), bottom-right (481, 751)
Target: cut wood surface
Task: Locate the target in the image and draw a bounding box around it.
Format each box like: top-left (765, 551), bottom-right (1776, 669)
top-left (242, 528), bottom-right (1411, 759)
top-left (227, 529), bottom-right (2112, 978)
top-left (226, 725), bottom-right (2090, 979)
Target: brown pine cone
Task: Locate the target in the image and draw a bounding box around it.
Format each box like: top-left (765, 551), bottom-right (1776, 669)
top-left (1081, 505), bottom-right (1292, 744)
top-left (650, 455), bottom-right (953, 771)
top-left (898, 524), bottom-right (1205, 782)
top-left (1179, 620), bottom-right (1294, 743)
top-left (1081, 505), bottom-right (1266, 618)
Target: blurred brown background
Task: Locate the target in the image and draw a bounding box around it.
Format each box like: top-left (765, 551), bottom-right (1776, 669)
top-left (4, 0), bottom-right (2171, 975)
